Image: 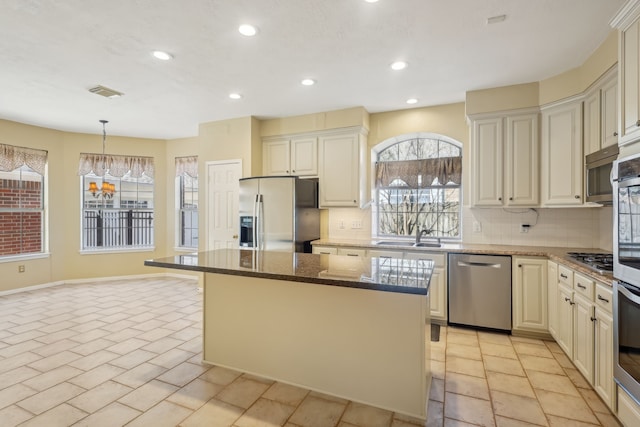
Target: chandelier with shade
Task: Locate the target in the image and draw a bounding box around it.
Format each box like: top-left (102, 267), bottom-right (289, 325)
top-left (88, 120), bottom-right (116, 199)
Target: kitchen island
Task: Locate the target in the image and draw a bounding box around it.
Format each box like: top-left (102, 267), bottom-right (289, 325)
top-left (145, 249), bottom-right (433, 419)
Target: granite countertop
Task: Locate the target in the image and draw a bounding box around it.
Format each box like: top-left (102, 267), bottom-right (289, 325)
top-left (145, 249), bottom-right (434, 295)
top-left (312, 239), bottom-right (615, 286)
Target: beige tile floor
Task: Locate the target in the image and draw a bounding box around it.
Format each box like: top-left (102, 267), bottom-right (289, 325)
top-left (0, 276), bottom-right (622, 427)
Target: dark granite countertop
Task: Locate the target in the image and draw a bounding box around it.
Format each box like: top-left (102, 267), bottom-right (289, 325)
top-left (145, 249), bottom-right (433, 295)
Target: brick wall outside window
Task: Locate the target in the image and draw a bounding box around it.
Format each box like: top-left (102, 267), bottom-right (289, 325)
top-left (0, 178), bottom-right (43, 256)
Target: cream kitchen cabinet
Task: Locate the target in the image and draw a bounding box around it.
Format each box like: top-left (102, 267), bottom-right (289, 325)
top-left (613, 4), bottom-right (640, 146)
top-left (263, 136), bottom-right (317, 176)
top-left (404, 252), bottom-right (447, 323)
top-left (336, 247), bottom-right (366, 257)
top-left (318, 128), bottom-right (367, 208)
top-left (512, 257), bottom-right (548, 333)
top-left (593, 283), bottom-right (615, 410)
top-left (470, 111), bottom-right (539, 207)
top-left (541, 99), bottom-right (584, 206)
top-left (312, 246), bottom-right (337, 255)
top-left (584, 68), bottom-right (618, 155)
top-left (547, 260), bottom-right (559, 339)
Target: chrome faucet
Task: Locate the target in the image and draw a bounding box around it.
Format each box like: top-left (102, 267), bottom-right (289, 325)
top-left (416, 226), bottom-right (431, 244)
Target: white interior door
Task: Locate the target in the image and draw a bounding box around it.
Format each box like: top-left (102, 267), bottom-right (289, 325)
top-left (207, 160), bottom-right (242, 251)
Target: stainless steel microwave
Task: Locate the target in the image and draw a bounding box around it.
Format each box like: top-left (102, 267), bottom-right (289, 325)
top-left (586, 145), bottom-right (619, 204)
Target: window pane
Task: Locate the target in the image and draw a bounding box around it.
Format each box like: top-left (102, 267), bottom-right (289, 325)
top-left (378, 145), bottom-right (399, 162)
top-left (439, 142), bottom-right (461, 157)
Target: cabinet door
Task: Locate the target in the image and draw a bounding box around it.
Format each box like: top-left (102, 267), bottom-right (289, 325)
top-left (319, 133), bottom-right (360, 207)
top-left (404, 252), bottom-right (447, 322)
top-left (291, 137), bottom-right (318, 176)
top-left (505, 113), bottom-right (539, 206)
top-left (601, 76), bottom-right (618, 148)
top-left (621, 19), bottom-right (640, 145)
top-left (312, 246), bottom-right (337, 255)
top-left (573, 293), bottom-right (595, 384)
top-left (263, 139), bottom-right (291, 175)
top-left (541, 101), bottom-right (583, 205)
top-left (336, 247), bottom-right (366, 257)
top-left (594, 307), bottom-right (615, 410)
top-left (513, 258), bottom-right (548, 332)
top-left (583, 91), bottom-right (601, 156)
top-left (472, 118), bottom-right (504, 206)
top-left (557, 283), bottom-right (574, 357)
top-left (547, 261), bottom-right (559, 340)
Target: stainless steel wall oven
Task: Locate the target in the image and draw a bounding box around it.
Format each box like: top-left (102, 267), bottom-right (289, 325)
top-left (613, 152), bottom-right (640, 404)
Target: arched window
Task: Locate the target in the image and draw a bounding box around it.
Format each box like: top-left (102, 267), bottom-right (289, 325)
top-left (373, 133), bottom-right (462, 239)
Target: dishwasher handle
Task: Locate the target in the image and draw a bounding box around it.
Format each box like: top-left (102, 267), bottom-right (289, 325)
top-left (456, 261), bottom-right (502, 269)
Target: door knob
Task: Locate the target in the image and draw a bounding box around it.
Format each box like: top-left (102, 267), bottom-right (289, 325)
top-left (232, 235), bottom-right (238, 239)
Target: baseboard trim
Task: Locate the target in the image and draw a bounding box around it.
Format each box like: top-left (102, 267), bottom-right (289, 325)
top-left (0, 272), bottom-right (198, 296)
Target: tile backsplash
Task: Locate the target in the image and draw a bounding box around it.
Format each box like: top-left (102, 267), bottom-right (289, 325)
top-left (326, 206), bottom-right (614, 251)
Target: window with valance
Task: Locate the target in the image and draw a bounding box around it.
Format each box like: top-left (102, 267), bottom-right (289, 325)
top-left (0, 143), bottom-right (47, 257)
top-left (78, 153), bottom-right (155, 251)
top-left (175, 156), bottom-right (198, 249)
top-left (374, 135), bottom-right (462, 239)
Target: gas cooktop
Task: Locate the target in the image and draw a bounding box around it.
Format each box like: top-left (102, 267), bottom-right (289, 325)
top-left (566, 252), bottom-right (613, 275)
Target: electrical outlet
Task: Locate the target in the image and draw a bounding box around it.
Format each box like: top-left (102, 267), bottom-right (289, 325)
top-left (472, 220), bottom-right (482, 233)
top-left (18, 265), bottom-right (25, 273)
top-left (339, 219), bottom-right (345, 229)
top-left (351, 219), bottom-right (363, 229)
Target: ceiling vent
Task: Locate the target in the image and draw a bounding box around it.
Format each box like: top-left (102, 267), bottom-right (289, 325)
top-left (88, 85), bottom-right (124, 98)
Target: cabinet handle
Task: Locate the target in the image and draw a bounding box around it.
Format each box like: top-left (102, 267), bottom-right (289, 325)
top-left (353, 200), bottom-right (357, 203)
top-left (560, 273), bottom-right (568, 279)
top-left (575, 195), bottom-right (580, 199)
top-left (591, 316), bottom-right (597, 322)
top-left (614, 132), bottom-right (619, 136)
top-left (564, 297), bottom-right (571, 302)
top-left (597, 294), bottom-right (610, 303)
top-left (292, 170), bottom-right (296, 173)
top-left (577, 283), bottom-right (586, 290)
top-left (346, 253), bottom-right (359, 257)
top-left (286, 170), bottom-right (289, 174)
top-left (518, 264), bottom-right (522, 268)
top-left (569, 301), bottom-right (575, 305)
top-left (498, 197), bottom-right (502, 201)
top-left (509, 197), bottom-right (513, 201)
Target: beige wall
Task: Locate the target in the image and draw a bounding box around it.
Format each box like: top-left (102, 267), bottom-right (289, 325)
top-left (0, 119), bottom-right (167, 291)
top-left (465, 83), bottom-right (539, 116)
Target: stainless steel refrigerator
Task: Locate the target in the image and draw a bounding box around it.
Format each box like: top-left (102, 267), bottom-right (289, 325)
top-left (239, 176), bottom-right (320, 253)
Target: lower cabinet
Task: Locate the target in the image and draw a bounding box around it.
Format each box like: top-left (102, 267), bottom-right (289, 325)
top-left (618, 385), bottom-right (640, 427)
top-left (593, 285), bottom-right (615, 410)
top-left (573, 292), bottom-right (595, 382)
top-left (548, 261), bottom-right (559, 339)
top-left (512, 257), bottom-right (548, 333)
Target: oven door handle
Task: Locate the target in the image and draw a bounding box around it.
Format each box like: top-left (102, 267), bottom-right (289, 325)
top-left (618, 283), bottom-right (640, 305)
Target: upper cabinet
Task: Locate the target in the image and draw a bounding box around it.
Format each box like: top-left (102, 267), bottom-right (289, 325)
top-left (584, 67), bottom-right (618, 155)
top-left (318, 128), bottom-right (367, 208)
top-left (540, 99), bottom-right (584, 206)
top-left (263, 136), bottom-right (318, 176)
top-left (470, 111), bottom-right (539, 207)
top-left (613, 1), bottom-right (640, 146)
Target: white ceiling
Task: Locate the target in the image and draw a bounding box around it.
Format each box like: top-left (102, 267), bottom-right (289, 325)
top-left (0, 0), bottom-right (626, 140)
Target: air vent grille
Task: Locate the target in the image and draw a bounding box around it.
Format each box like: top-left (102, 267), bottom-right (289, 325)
top-left (88, 85), bottom-right (124, 98)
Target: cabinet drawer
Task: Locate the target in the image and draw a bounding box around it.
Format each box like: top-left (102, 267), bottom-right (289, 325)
top-left (312, 246), bottom-right (337, 255)
top-left (337, 248), bottom-right (367, 257)
top-left (594, 283), bottom-right (613, 314)
top-left (558, 265), bottom-right (573, 286)
top-left (404, 251), bottom-right (446, 267)
top-left (573, 273), bottom-right (594, 299)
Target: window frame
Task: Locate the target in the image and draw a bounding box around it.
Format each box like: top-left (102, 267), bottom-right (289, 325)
top-left (371, 132), bottom-right (463, 241)
top-left (80, 171), bottom-right (155, 253)
top-left (176, 173), bottom-right (199, 250)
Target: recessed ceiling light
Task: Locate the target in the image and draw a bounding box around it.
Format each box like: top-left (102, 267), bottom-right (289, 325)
top-left (229, 93), bottom-right (242, 100)
top-left (152, 51), bottom-right (173, 60)
top-left (487, 14), bottom-right (507, 24)
top-left (364, 0), bottom-right (379, 3)
top-left (406, 98), bottom-right (418, 104)
top-left (391, 61), bottom-right (408, 71)
top-left (301, 79), bottom-right (316, 86)
top-left (238, 24), bottom-right (258, 36)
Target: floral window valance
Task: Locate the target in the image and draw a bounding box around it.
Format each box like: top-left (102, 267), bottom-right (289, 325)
top-left (78, 153), bottom-right (154, 178)
top-left (375, 157), bottom-right (462, 188)
top-left (0, 143), bottom-right (48, 176)
top-left (175, 156), bottom-right (198, 177)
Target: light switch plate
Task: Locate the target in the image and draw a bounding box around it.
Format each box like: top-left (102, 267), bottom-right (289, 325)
top-left (472, 220), bottom-right (482, 233)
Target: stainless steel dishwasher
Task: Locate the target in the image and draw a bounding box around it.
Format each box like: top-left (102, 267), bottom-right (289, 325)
top-left (448, 253), bottom-right (512, 331)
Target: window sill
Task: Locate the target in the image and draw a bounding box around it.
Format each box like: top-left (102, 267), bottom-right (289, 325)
top-left (79, 247), bottom-right (156, 255)
top-left (173, 247), bottom-right (198, 253)
top-left (0, 252), bottom-right (51, 264)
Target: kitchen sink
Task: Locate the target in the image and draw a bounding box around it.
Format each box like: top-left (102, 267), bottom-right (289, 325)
top-left (374, 241), bottom-right (442, 248)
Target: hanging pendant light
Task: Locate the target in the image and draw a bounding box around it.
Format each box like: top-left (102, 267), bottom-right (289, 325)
top-left (88, 120), bottom-right (116, 199)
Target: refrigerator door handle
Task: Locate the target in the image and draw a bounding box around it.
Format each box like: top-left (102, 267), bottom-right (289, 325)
top-left (258, 194), bottom-right (264, 250)
top-left (253, 194), bottom-right (259, 249)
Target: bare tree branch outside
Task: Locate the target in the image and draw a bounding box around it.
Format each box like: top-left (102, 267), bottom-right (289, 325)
top-left (376, 137), bottom-right (462, 239)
